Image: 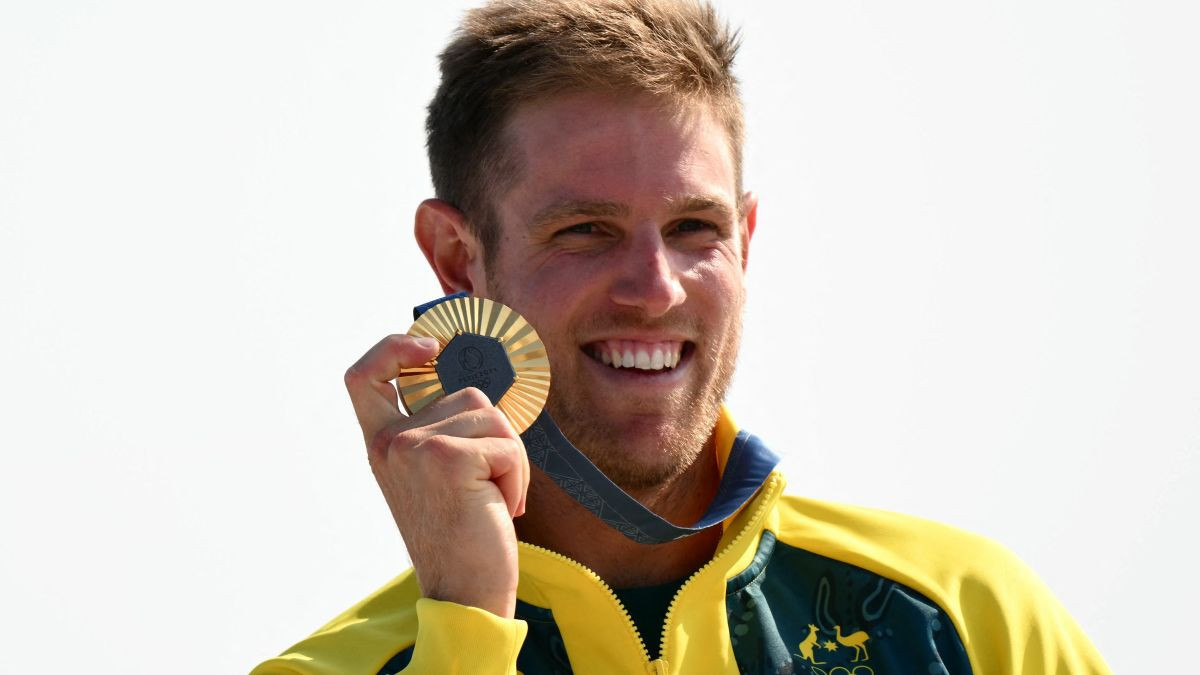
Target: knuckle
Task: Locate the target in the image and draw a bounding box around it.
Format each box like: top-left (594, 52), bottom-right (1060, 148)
top-left (389, 428), bottom-right (423, 454)
top-left (367, 427), bottom-right (396, 457)
top-left (419, 435), bottom-right (469, 472)
top-left (502, 437), bottom-right (525, 459)
top-left (420, 434), bottom-right (455, 457)
top-left (482, 407), bottom-right (513, 434)
top-left (471, 404), bottom-right (502, 424)
top-left (369, 425), bottom-right (420, 460)
top-left (459, 387), bottom-right (492, 408)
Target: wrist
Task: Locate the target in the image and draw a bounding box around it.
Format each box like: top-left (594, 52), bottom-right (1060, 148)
top-left (423, 583), bottom-right (517, 619)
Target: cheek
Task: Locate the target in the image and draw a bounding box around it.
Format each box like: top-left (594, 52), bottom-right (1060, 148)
top-left (491, 255), bottom-right (610, 353)
top-left (684, 258), bottom-right (746, 348)
top-left (518, 254), bottom-right (615, 305)
top-left (683, 251), bottom-right (745, 302)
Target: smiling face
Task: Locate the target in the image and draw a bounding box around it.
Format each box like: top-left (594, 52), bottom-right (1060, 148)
top-left (474, 91), bottom-right (755, 490)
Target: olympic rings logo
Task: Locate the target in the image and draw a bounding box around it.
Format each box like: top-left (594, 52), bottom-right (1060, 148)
top-left (810, 667), bottom-right (875, 675)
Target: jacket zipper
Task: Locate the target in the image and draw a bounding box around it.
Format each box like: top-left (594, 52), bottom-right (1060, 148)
top-left (517, 472), bottom-right (782, 673)
top-left (657, 473), bottom-right (783, 664)
top-left (517, 541), bottom-right (654, 665)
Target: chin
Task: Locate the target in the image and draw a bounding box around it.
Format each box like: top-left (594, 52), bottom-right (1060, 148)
top-left (549, 398), bottom-right (713, 491)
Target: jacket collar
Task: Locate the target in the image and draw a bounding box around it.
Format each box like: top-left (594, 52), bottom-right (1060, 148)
top-left (512, 413), bottom-right (785, 672)
top-left (516, 405), bottom-right (785, 594)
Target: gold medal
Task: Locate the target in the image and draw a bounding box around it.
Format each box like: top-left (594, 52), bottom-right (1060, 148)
top-left (396, 296), bottom-right (550, 434)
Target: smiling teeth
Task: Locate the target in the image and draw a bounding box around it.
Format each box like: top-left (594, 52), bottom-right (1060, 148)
top-left (591, 340), bottom-right (683, 370)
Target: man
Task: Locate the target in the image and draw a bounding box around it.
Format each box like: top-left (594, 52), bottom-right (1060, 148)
top-left (254, 1), bottom-right (1109, 673)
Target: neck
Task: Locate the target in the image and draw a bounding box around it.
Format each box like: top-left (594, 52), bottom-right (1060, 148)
top-left (514, 438), bottom-right (723, 589)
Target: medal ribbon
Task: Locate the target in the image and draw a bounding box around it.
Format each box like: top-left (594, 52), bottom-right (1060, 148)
top-left (412, 293), bottom-right (780, 544)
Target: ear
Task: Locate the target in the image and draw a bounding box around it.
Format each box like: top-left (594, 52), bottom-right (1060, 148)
top-left (414, 199), bottom-right (486, 295)
top-left (739, 191), bottom-right (758, 272)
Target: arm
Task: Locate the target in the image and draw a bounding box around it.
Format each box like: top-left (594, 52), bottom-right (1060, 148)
top-left (249, 598), bottom-right (528, 675)
top-left (252, 334), bottom-right (532, 674)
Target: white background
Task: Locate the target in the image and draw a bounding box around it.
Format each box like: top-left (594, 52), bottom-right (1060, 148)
top-left (2, 1), bottom-right (1197, 672)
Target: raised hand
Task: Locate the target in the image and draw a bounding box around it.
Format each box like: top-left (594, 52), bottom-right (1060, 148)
top-left (344, 334), bottom-right (529, 618)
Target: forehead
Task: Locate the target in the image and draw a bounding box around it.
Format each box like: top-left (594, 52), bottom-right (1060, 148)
top-left (495, 92), bottom-right (738, 225)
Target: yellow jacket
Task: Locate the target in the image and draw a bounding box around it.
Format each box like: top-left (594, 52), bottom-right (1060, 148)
top-left (252, 411), bottom-right (1109, 674)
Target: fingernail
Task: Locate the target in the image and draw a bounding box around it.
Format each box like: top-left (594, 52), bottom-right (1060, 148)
top-left (415, 337), bottom-right (439, 350)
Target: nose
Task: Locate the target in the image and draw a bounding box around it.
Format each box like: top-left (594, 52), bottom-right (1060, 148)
top-left (608, 228), bottom-right (686, 317)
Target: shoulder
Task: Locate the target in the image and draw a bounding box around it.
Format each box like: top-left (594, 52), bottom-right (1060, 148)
top-left (770, 494), bottom-right (1047, 611)
top-left (771, 494), bottom-right (1023, 586)
top-left (251, 569), bottom-right (422, 675)
top-left (768, 495), bottom-right (1111, 673)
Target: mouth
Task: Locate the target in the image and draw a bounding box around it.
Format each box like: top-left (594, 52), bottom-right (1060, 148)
top-left (582, 339), bottom-right (692, 372)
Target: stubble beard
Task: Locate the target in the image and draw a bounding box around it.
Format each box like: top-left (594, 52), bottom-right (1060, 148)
top-left (489, 271), bottom-right (743, 493)
top-left (548, 332), bottom-right (739, 492)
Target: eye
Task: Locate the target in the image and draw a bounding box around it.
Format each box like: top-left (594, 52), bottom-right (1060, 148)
top-left (559, 221), bottom-right (599, 235)
top-left (672, 218), bottom-right (716, 234)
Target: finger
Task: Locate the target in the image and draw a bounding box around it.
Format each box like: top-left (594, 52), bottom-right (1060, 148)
top-left (516, 441), bottom-right (530, 517)
top-left (401, 433), bottom-right (525, 518)
top-left (415, 408), bottom-right (516, 446)
top-left (407, 387), bottom-right (520, 440)
top-left (345, 334), bottom-right (441, 438)
top-left (481, 437), bottom-right (527, 518)
top-left (418, 389), bottom-right (528, 517)
top-left (369, 387), bottom-right (520, 463)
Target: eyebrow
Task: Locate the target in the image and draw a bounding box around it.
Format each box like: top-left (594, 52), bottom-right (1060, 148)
top-left (526, 200), bottom-right (631, 232)
top-left (666, 194), bottom-right (736, 222)
top-left (525, 194), bottom-right (735, 231)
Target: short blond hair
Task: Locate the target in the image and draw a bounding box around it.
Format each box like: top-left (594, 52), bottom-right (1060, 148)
top-left (426, 0), bottom-right (744, 258)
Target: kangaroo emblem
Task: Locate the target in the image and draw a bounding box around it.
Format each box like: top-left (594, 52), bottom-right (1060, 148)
top-left (795, 624), bottom-right (826, 664)
top-left (834, 625), bottom-right (871, 662)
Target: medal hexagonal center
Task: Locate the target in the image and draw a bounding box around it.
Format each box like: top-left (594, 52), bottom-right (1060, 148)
top-left (435, 333), bottom-right (516, 405)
